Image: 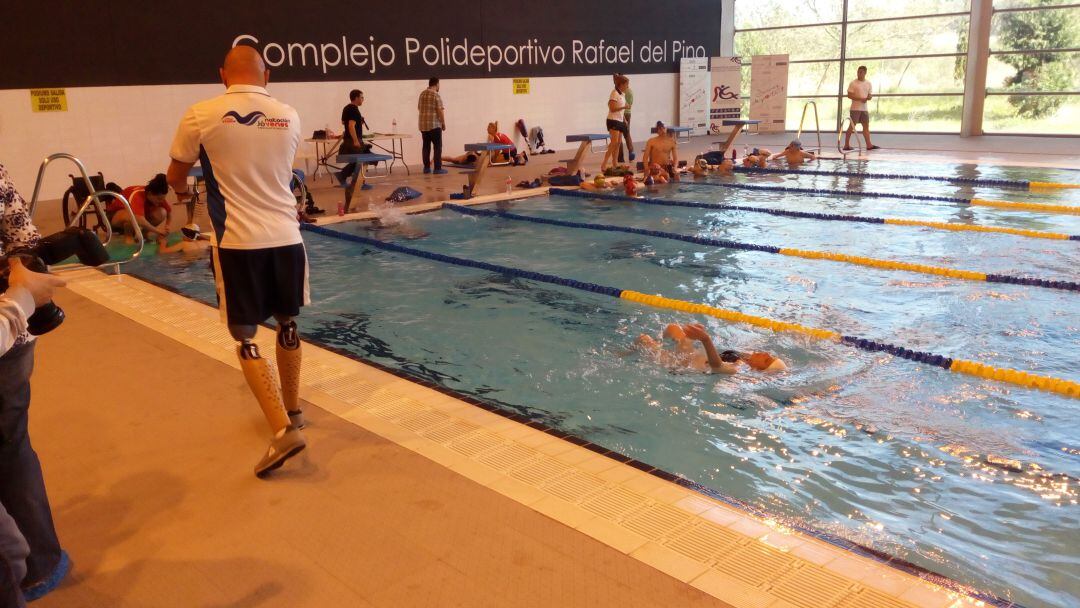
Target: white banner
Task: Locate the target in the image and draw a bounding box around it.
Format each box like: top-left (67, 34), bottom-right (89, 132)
top-left (749, 54), bottom-right (788, 133)
top-left (678, 56), bottom-right (711, 135)
top-left (709, 56), bottom-right (742, 135)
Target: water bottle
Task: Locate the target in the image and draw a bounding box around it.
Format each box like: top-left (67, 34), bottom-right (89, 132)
top-left (505, 176), bottom-right (513, 194)
top-left (743, 144), bottom-right (748, 158)
top-left (392, 118), bottom-right (397, 133)
top-left (337, 202), bottom-right (345, 216)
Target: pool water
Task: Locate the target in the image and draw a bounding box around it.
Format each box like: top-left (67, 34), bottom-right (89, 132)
top-left (124, 160), bottom-right (1079, 608)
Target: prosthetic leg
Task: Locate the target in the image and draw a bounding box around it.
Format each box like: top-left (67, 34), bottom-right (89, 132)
top-left (238, 340), bottom-right (306, 478)
top-left (277, 320), bottom-right (305, 429)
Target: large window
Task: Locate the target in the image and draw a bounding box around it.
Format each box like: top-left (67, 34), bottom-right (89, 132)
top-left (733, 0), bottom-right (1080, 135)
top-left (735, 0), bottom-right (971, 132)
top-left (984, 1), bottom-right (1080, 133)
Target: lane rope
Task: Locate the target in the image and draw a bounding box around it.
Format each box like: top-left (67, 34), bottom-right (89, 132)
top-left (444, 203), bottom-right (1080, 293)
top-left (550, 188), bottom-right (1079, 241)
top-left (731, 165), bottom-right (1080, 191)
top-left (681, 180), bottom-right (1080, 216)
top-left (300, 223), bottom-right (1080, 399)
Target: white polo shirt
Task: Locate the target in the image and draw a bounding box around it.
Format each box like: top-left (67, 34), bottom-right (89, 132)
top-left (848, 79), bottom-right (872, 112)
top-left (169, 84), bottom-right (301, 250)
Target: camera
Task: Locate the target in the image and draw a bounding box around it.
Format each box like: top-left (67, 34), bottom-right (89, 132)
top-left (0, 227), bottom-right (110, 335)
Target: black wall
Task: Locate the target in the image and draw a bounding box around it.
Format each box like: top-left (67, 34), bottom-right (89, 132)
top-left (1, 0), bottom-right (722, 89)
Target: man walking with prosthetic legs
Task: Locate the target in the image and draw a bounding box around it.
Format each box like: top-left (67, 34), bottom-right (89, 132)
top-left (168, 46), bottom-right (310, 477)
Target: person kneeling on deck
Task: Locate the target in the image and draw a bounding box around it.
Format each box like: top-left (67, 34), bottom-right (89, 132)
top-left (167, 46), bottom-right (308, 478)
top-left (108, 173), bottom-right (173, 244)
top-left (772, 140), bottom-right (815, 166)
top-left (642, 122), bottom-right (679, 182)
top-left (634, 323), bottom-right (786, 374)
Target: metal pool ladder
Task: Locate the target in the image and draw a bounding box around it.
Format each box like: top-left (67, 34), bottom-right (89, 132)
top-left (28, 152), bottom-right (144, 272)
top-left (837, 117), bottom-right (864, 157)
top-left (796, 101), bottom-right (822, 154)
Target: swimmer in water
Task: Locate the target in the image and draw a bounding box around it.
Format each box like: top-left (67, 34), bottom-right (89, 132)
top-left (634, 323), bottom-right (787, 374)
top-left (367, 217), bottom-right (430, 240)
top-left (742, 148), bottom-right (772, 168)
top-left (691, 158), bottom-right (709, 178)
top-left (647, 162), bottom-right (670, 184)
top-left (158, 223), bottom-right (211, 255)
top-left (714, 158), bottom-right (734, 175)
top-left (581, 174), bottom-right (615, 192)
top-left (771, 140), bottom-right (816, 166)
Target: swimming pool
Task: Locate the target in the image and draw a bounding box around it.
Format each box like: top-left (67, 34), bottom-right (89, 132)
top-left (125, 160), bottom-right (1079, 608)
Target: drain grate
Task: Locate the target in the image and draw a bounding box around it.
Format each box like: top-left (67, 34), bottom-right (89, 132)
top-left (580, 486), bottom-right (649, 521)
top-left (620, 502), bottom-right (696, 541)
top-left (397, 409), bottom-right (451, 432)
top-left (541, 471), bottom-right (607, 504)
top-left (511, 457), bottom-right (572, 487)
top-left (421, 420), bottom-right (480, 445)
top-left (836, 588), bottom-right (918, 608)
top-left (448, 432), bottom-right (506, 458)
top-left (714, 543), bottom-right (799, 588)
top-left (769, 565), bottom-right (856, 608)
top-left (368, 398), bottom-right (426, 420)
top-left (478, 443), bottom-right (539, 471)
top-left (664, 521), bottom-right (745, 563)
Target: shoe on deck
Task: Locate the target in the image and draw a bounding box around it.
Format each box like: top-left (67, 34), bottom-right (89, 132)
top-left (423, 167), bottom-right (431, 174)
top-left (842, 146), bottom-right (854, 151)
top-left (360, 183), bottom-right (373, 190)
top-left (629, 152), bottom-right (636, 161)
top-left (868, 145), bottom-right (881, 150)
top-left (255, 425), bottom-right (306, 478)
top-left (22, 550), bottom-right (72, 601)
top-left (433, 169), bottom-right (448, 175)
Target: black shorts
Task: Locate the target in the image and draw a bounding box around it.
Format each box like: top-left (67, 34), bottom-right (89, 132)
top-left (211, 243), bottom-right (309, 326)
top-left (606, 119), bottom-right (628, 133)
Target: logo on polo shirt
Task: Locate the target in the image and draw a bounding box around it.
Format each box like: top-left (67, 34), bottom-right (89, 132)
top-left (221, 110), bottom-right (290, 130)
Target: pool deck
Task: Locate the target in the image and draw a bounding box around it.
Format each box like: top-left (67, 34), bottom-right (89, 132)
top-left (22, 135), bottom-right (1062, 607)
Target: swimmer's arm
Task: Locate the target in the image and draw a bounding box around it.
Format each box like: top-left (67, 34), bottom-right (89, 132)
top-left (158, 240), bottom-right (183, 254)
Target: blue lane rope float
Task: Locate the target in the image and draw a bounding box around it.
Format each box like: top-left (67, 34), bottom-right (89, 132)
top-left (445, 202), bottom-right (1080, 293)
top-left (680, 180), bottom-right (1080, 216)
top-left (300, 223), bottom-right (1080, 399)
top-left (731, 165), bottom-right (1080, 191)
top-left (550, 188), bottom-right (1080, 241)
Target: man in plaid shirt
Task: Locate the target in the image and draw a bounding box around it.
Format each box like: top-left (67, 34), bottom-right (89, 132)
top-left (418, 77), bottom-right (447, 174)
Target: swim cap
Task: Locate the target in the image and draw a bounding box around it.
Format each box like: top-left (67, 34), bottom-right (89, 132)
top-left (593, 175), bottom-right (607, 187)
top-left (180, 223), bottom-right (200, 240)
top-left (790, 140), bottom-right (803, 150)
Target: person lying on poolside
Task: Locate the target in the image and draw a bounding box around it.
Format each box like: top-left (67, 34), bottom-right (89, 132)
top-left (634, 323), bottom-right (787, 374)
top-left (772, 140), bottom-right (815, 166)
top-left (441, 151), bottom-right (480, 166)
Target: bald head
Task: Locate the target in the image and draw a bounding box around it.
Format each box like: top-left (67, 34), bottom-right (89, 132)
top-left (220, 45), bottom-right (268, 88)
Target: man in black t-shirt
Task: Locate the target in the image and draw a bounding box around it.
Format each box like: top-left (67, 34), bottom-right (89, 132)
top-left (336, 89), bottom-right (371, 186)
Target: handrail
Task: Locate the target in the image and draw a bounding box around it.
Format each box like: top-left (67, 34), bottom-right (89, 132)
top-left (28, 153), bottom-right (144, 271)
top-left (796, 101), bottom-right (822, 152)
top-left (838, 117), bottom-right (864, 157)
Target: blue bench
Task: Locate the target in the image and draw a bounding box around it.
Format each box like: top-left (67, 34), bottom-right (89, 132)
top-left (563, 134), bottom-right (611, 173)
top-left (651, 125), bottom-right (693, 142)
top-left (336, 153), bottom-right (393, 211)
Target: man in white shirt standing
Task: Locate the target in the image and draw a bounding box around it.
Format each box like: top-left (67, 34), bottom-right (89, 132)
top-left (166, 46), bottom-right (309, 478)
top-left (843, 65), bottom-right (881, 151)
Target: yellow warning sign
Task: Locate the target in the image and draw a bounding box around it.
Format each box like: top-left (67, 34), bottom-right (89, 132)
top-left (30, 88), bottom-right (67, 112)
top-left (513, 78), bottom-right (530, 95)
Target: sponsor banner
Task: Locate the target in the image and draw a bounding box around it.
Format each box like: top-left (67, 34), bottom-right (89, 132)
top-left (0, 0), bottom-right (720, 89)
top-left (678, 57), bottom-right (710, 135)
top-left (749, 54), bottom-right (789, 133)
top-left (709, 57), bottom-right (741, 135)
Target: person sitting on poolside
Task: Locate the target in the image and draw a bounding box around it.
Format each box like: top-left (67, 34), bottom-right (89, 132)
top-left (641, 121), bottom-right (679, 182)
top-left (108, 173), bottom-right (173, 243)
top-left (487, 121), bottom-right (528, 165)
top-left (772, 140), bottom-right (815, 166)
top-left (634, 323), bottom-right (788, 374)
top-left (158, 223), bottom-right (210, 255)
